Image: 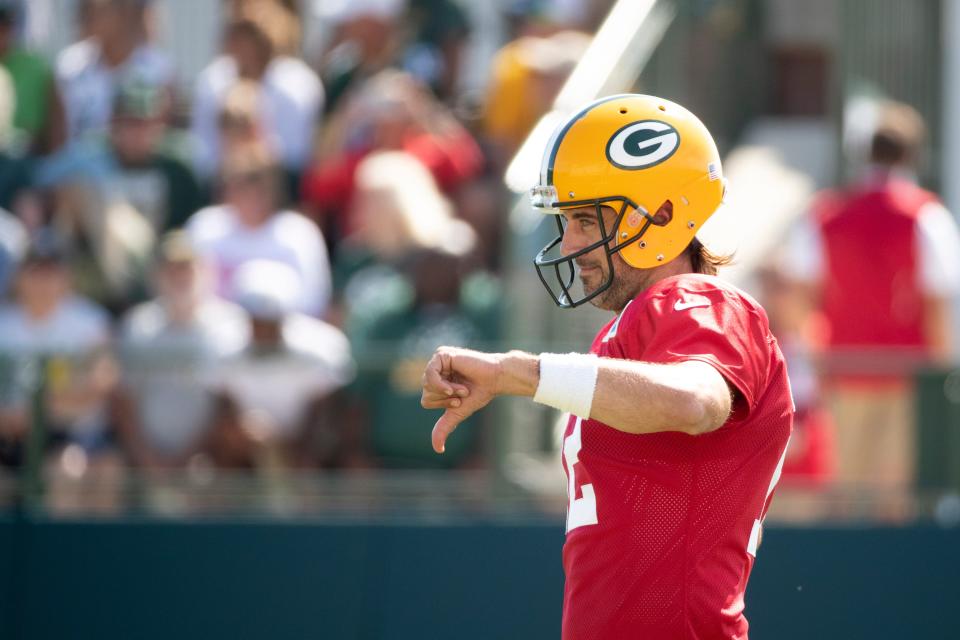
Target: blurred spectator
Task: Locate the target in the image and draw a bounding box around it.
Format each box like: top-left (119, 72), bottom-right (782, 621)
top-left (786, 101), bottom-right (960, 495)
top-left (316, 0), bottom-right (404, 115)
top-left (208, 260), bottom-right (354, 471)
top-left (191, 13), bottom-right (323, 186)
top-left (214, 79), bottom-right (266, 176)
top-left (38, 79), bottom-right (203, 232)
top-left (338, 151), bottom-right (498, 468)
top-left (186, 147), bottom-right (332, 317)
top-left (403, 0), bottom-right (470, 101)
top-left (333, 150), bottom-right (478, 301)
top-left (55, 0), bottom-right (174, 141)
top-left (347, 246), bottom-right (500, 469)
top-left (227, 0), bottom-right (302, 57)
top-left (0, 230), bottom-right (121, 513)
top-left (0, 64), bottom-right (39, 222)
top-left (0, 0), bottom-right (66, 154)
top-left (37, 80), bottom-right (204, 314)
top-left (302, 70), bottom-right (483, 247)
top-left (114, 231), bottom-right (249, 472)
top-left (482, 29), bottom-right (589, 166)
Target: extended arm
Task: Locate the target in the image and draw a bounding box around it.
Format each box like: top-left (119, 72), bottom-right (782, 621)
top-left (421, 348), bottom-right (733, 454)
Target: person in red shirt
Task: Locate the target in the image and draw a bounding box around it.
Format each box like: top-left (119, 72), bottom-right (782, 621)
top-left (300, 70), bottom-right (483, 242)
top-left (786, 101), bottom-right (960, 500)
top-left (420, 95), bottom-right (793, 639)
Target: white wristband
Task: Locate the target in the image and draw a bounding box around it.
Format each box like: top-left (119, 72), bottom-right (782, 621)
top-left (533, 352), bottom-right (599, 418)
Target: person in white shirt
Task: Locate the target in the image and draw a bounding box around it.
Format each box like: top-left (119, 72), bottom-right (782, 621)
top-left (55, 0), bottom-right (174, 141)
top-left (116, 231), bottom-right (249, 472)
top-left (190, 16), bottom-right (323, 180)
top-left (0, 230), bottom-right (121, 513)
top-left (208, 260), bottom-right (354, 472)
top-left (186, 148), bottom-right (332, 317)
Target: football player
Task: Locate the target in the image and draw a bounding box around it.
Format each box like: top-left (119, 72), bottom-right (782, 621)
top-left (420, 94), bottom-right (794, 639)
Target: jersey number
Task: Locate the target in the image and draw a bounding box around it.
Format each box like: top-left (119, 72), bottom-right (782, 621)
top-left (564, 417), bottom-right (598, 533)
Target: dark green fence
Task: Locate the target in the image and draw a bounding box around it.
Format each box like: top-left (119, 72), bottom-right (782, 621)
top-left (0, 516), bottom-right (957, 639)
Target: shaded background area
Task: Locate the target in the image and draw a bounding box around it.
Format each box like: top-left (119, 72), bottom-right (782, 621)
top-left (0, 518), bottom-right (958, 640)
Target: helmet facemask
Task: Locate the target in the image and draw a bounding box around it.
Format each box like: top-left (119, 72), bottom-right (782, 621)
top-left (533, 196), bottom-right (657, 309)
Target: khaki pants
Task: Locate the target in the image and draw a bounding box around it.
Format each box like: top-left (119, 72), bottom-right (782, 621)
top-left (828, 386), bottom-right (914, 490)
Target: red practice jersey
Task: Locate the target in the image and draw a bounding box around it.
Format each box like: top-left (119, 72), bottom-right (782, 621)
top-left (560, 273), bottom-right (793, 640)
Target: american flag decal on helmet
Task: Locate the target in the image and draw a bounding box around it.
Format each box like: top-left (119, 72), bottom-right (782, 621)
top-left (707, 162), bottom-right (720, 181)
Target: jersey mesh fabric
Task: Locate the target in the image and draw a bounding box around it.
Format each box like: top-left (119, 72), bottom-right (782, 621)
top-left (560, 274), bottom-right (793, 640)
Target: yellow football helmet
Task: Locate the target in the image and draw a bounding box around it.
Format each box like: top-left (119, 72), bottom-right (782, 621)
top-left (531, 94), bottom-right (725, 308)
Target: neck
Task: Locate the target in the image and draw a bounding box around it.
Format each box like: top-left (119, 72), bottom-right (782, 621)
top-left (651, 252), bottom-right (695, 283)
top-left (617, 253), bottom-right (695, 313)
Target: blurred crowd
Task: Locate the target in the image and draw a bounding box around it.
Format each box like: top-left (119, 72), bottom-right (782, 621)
top-left (763, 99), bottom-right (960, 520)
top-left (0, 0), bottom-right (600, 512)
top-left (0, 0), bottom-right (958, 519)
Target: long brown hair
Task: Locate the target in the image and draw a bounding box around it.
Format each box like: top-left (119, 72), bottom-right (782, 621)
top-left (687, 237), bottom-right (734, 276)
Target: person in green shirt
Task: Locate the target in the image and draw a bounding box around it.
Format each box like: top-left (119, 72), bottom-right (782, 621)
top-left (0, 2), bottom-right (66, 154)
top-left (345, 247), bottom-right (501, 469)
top-left (35, 81), bottom-right (205, 313)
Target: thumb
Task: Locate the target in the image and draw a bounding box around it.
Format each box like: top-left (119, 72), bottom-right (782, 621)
top-left (431, 408), bottom-right (468, 454)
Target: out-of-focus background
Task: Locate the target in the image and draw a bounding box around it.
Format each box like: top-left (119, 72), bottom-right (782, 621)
top-left (0, 0), bottom-right (959, 638)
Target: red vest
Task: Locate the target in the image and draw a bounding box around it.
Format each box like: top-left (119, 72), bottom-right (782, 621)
top-left (814, 178), bottom-right (936, 350)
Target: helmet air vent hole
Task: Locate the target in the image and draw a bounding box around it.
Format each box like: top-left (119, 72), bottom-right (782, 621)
top-left (568, 191), bottom-right (575, 197)
top-left (687, 221), bottom-right (695, 229)
top-left (619, 108), bottom-right (628, 114)
top-left (656, 254), bottom-right (664, 261)
top-left (651, 200), bottom-right (673, 226)
top-left (639, 241), bottom-right (646, 249)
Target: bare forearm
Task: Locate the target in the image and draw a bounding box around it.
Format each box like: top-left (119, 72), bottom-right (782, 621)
top-left (590, 359), bottom-right (730, 435)
top-left (421, 346), bottom-right (732, 455)
top-left (496, 352), bottom-right (730, 435)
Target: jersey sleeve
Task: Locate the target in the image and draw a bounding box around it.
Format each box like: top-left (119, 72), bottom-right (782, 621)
top-left (612, 286), bottom-right (773, 417)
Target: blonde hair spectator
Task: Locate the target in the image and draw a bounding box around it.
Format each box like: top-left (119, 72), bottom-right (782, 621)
top-left (352, 151), bottom-right (476, 260)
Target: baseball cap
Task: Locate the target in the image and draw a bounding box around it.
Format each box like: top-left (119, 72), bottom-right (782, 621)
top-left (112, 80), bottom-right (166, 120)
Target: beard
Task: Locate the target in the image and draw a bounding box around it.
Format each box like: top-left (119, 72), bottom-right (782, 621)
top-left (577, 264), bottom-right (631, 311)
top-left (587, 275), bottom-right (633, 311)
top-left (578, 256), bottom-right (646, 312)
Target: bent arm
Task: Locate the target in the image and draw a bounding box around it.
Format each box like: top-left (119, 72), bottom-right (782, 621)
top-left (498, 352), bottom-right (733, 436)
top-left (422, 347), bottom-right (734, 454)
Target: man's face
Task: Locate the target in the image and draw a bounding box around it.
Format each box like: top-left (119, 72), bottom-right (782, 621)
top-left (559, 205), bottom-right (647, 311)
top-left (90, 4), bottom-right (133, 43)
top-left (17, 261), bottom-right (69, 308)
top-left (111, 116), bottom-right (163, 164)
top-left (157, 259), bottom-right (201, 304)
top-left (223, 173), bottom-right (274, 226)
top-left (226, 30), bottom-right (270, 79)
